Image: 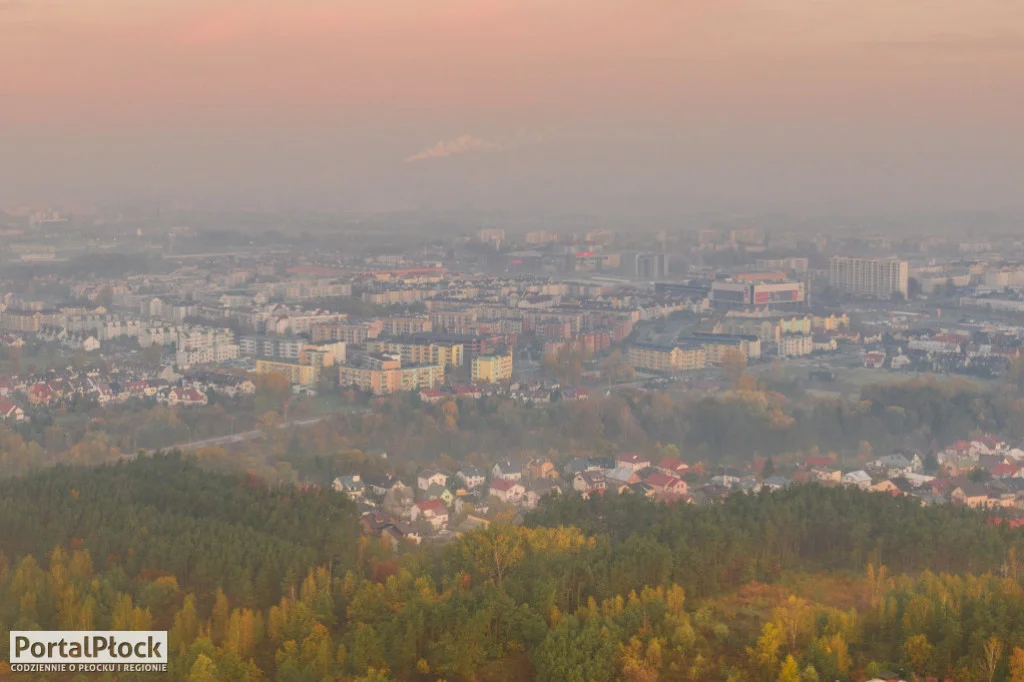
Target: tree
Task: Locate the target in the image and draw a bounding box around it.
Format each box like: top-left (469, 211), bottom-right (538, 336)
top-left (979, 636), bottom-right (1002, 682)
top-left (188, 654), bottom-right (220, 682)
top-left (762, 457), bottom-right (776, 480)
top-left (902, 633), bottom-right (933, 676)
top-left (461, 524), bottom-right (526, 586)
top-left (777, 655), bottom-right (800, 682)
top-left (721, 349), bottom-right (747, 387)
top-left (1008, 646), bottom-right (1024, 682)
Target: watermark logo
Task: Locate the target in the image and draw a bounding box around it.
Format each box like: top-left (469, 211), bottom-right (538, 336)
top-left (9, 631), bottom-right (168, 674)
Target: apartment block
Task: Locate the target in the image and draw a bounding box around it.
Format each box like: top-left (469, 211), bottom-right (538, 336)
top-left (829, 257), bottom-right (909, 299)
top-left (627, 343), bottom-right (707, 372)
top-left (471, 352), bottom-right (514, 384)
top-left (255, 359), bottom-right (319, 387)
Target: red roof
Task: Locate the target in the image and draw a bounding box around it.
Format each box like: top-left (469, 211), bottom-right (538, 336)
top-left (645, 473), bottom-right (683, 490)
top-left (489, 478), bottom-right (521, 492)
top-left (658, 457), bottom-right (689, 473)
top-left (416, 500), bottom-right (448, 516)
top-left (990, 462), bottom-right (1021, 477)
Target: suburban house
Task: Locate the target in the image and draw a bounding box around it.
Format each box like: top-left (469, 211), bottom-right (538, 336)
top-left (657, 457), bottom-right (690, 477)
top-left (842, 470), bottom-right (872, 489)
top-left (524, 480), bottom-right (562, 508)
top-left (492, 461), bottom-right (522, 481)
top-left (573, 471), bottom-right (606, 495)
top-left (332, 475), bottom-right (365, 499)
top-left (0, 398), bottom-right (25, 421)
top-left (809, 467), bottom-right (842, 483)
top-left (456, 467), bottom-right (487, 489)
top-left (525, 458), bottom-right (557, 480)
top-left (365, 475), bottom-right (408, 497)
top-left (644, 473), bottom-right (688, 496)
top-left (950, 483), bottom-right (992, 508)
top-left (417, 469), bottom-right (448, 491)
top-left (410, 500), bottom-right (449, 530)
top-left (425, 484), bottom-right (455, 506)
top-left (616, 453), bottom-right (652, 472)
top-left (488, 478), bottom-right (525, 504)
top-left (606, 467), bottom-right (642, 487)
top-left (869, 454), bottom-right (923, 478)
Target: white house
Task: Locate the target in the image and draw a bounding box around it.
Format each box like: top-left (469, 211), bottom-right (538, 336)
top-left (456, 467), bottom-right (487, 489)
top-left (489, 478), bottom-right (525, 504)
top-left (492, 461), bottom-right (522, 482)
top-left (842, 470), bottom-right (872, 489)
top-left (417, 470), bottom-right (448, 491)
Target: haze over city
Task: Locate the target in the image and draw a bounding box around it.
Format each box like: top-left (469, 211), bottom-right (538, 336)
top-left (2, 0), bottom-right (1022, 212)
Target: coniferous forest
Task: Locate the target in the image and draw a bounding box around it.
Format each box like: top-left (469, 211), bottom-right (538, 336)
top-left (4, 455), bottom-right (1024, 680)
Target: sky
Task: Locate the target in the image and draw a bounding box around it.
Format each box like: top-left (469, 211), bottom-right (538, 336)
top-left (1, 0), bottom-right (1022, 213)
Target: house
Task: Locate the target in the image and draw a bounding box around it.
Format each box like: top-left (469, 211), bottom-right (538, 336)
top-left (419, 388), bottom-right (445, 403)
top-left (710, 474), bottom-right (741, 488)
top-left (387, 521), bottom-right (423, 545)
top-left (525, 458), bottom-right (557, 480)
top-left (616, 453), bottom-right (651, 472)
top-left (365, 475), bottom-right (407, 497)
top-left (606, 466), bottom-right (641, 486)
top-left (417, 469), bottom-right (448, 491)
top-left (165, 387), bottom-right (208, 407)
top-left (410, 500), bottom-right (449, 530)
top-left (0, 398), bottom-right (25, 421)
top-left (809, 467), bottom-right (841, 483)
top-left (564, 457), bottom-right (603, 476)
top-left (869, 479), bottom-right (900, 495)
top-left (950, 483), bottom-right (991, 508)
top-left (869, 454), bottom-right (922, 478)
top-left (524, 480), bottom-right (562, 509)
top-left (842, 470), bottom-right (872, 489)
top-left (425, 484), bottom-right (455, 506)
top-left (627, 481), bottom-right (656, 498)
top-left (644, 472), bottom-right (688, 496)
top-left (332, 475), bottom-right (365, 499)
top-left (488, 478), bottom-right (525, 504)
top-left (657, 457), bottom-right (690, 477)
top-left (492, 461), bottom-right (522, 482)
top-left (573, 471), bottom-right (606, 497)
top-left (761, 476), bottom-right (792, 491)
top-left (456, 466), bottom-right (487, 489)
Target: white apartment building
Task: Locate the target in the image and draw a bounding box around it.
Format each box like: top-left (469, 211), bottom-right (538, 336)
top-left (829, 257), bottom-right (909, 299)
top-left (174, 327), bottom-right (239, 366)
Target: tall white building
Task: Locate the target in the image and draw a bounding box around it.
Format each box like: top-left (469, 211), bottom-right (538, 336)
top-left (829, 257), bottom-right (908, 299)
top-left (174, 327), bottom-right (239, 366)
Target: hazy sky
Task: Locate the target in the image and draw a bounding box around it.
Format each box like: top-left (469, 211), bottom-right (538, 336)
top-left (2, 0), bottom-right (1022, 212)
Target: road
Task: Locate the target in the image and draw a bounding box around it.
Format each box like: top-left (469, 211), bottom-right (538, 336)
top-left (141, 415), bottom-right (336, 455)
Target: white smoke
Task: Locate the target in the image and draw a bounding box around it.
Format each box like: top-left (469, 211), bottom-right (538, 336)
top-left (403, 135), bottom-right (505, 164)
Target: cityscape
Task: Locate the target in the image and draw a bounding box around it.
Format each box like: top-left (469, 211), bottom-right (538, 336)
top-left (3, 1), bottom-right (1024, 681)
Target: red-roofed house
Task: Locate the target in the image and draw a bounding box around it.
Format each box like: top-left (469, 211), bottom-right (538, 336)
top-left (410, 500), bottom-right (449, 530)
top-left (616, 453), bottom-right (651, 472)
top-left (657, 457), bottom-right (690, 477)
top-left (0, 398), bottom-right (24, 421)
top-left (489, 478), bottom-right (525, 504)
top-left (644, 473), bottom-right (688, 495)
top-left (990, 462), bottom-right (1022, 479)
top-left (27, 384), bottom-right (54, 405)
top-left (419, 389), bottom-right (444, 403)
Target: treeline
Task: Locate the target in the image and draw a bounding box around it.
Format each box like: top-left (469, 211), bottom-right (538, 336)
top-left (7, 460), bottom-right (1024, 680)
top-left (6, 377), bottom-right (1024, 483)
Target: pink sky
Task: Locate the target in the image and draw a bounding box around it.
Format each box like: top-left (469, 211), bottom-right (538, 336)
top-left (2, 0), bottom-right (1022, 209)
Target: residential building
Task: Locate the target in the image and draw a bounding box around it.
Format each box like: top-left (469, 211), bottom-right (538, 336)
top-left (410, 500), bottom-right (449, 530)
top-left (489, 478), bottom-right (526, 504)
top-left (417, 470), bottom-right (448, 491)
top-left (472, 352), bottom-right (513, 383)
top-left (255, 360), bottom-right (319, 387)
top-left (829, 257), bottom-right (909, 299)
top-left (626, 343), bottom-right (706, 373)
